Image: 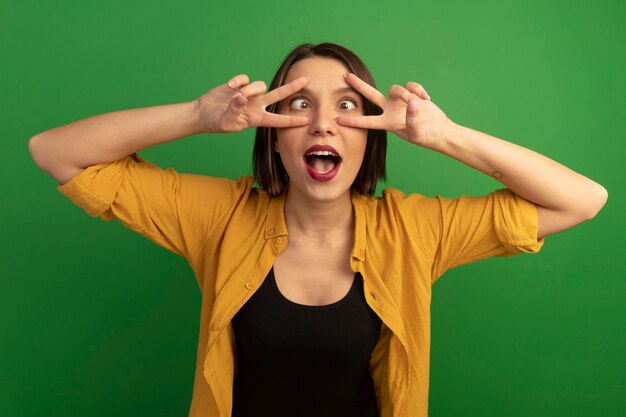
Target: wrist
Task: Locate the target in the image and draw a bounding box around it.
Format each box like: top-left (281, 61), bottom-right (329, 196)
top-left (433, 118), bottom-right (461, 154)
top-left (189, 99), bottom-right (207, 134)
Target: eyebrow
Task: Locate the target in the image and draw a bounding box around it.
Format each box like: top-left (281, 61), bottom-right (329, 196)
top-left (295, 86), bottom-right (359, 96)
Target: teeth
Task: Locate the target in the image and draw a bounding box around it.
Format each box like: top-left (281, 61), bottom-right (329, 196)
top-left (306, 150), bottom-right (338, 157)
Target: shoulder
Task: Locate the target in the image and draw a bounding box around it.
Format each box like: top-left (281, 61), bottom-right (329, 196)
top-left (181, 173), bottom-right (257, 196)
top-left (363, 186), bottom-right (521, 213)
top-left (184, 174), bottom-right (276, 211)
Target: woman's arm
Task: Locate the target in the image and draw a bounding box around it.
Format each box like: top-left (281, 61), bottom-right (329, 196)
top-left (435, 121), bottom-right (607, 239)
top-left (29, 75), bottom-right (310, 185)
top-left (337, 73), bottom-right (608, 239)
top-left (29, 102), bottom-right (200, 185)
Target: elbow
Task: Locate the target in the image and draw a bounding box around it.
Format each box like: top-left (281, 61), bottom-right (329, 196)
top-left (29, 134), bottom-right (59, 176)
top-left (537, 184), bottom-right (608, 238)
top-left (583, 184), bottom-right (608, 220)
top-left (29, 134), bottom-right (57, 174)
top-left (28, 134), bottom-right (47, 170)
top-left (28, 135), bottom-right (82, 185)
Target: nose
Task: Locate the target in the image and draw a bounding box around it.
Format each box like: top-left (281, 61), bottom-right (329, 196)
top-left (308, 106), bottom-right (337, 137)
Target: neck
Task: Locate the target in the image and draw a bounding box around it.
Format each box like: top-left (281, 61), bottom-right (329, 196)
top-left (283, 186), bottom-right (354, 240)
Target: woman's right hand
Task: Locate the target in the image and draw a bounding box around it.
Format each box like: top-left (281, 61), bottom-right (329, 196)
top-left (193, 74), bottom-right (310, 134)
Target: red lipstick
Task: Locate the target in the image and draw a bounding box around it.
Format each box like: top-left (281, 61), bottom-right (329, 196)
top-left (304, 144), bottom-right (340, 155)
top-left (303, 144), bottom-right (342, 182)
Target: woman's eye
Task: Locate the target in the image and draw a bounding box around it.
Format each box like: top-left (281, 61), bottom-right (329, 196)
top-left (289, 98), bottom-right (310, 110)
top-left (339, 98), bottom-right (357, 110)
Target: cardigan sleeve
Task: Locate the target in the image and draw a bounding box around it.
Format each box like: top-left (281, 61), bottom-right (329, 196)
top-left (57, 152), bottom-right (249, 261)
top-left (399, 188), bottom-right (545, 283)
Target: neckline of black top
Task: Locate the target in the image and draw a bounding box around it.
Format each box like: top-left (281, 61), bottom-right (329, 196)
top-left (269, 267), bottom-right (359, 312)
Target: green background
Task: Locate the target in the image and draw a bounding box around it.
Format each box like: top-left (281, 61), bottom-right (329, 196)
top-left (2, 0), bottom-right (624, 415)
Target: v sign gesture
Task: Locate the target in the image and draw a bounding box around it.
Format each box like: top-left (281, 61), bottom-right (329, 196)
top-left (337, 73), bottom-right (607, 240)
top-left (337, 73), bottom-right (452, 150)
top-left (194, 75), bottom-right (310, 134)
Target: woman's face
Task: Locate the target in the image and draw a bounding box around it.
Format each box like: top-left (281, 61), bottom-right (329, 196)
top-left (275, 57), bottom-right (368, 203)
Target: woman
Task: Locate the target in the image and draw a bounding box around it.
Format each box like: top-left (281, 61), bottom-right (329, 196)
top-left (29, 43), bottom-right (607, 417)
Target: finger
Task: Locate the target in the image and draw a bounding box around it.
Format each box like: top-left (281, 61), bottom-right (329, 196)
top-left (216, 92), bottom-right (248, 131)
top-left (406, 81), bottom-right (431, 100)
top-left (259, 112), bottom-right (310, 128)
top-left (238, 80), bottom-right (268, 97)
top-left (406, 98), bottom-right (420, 130)
top-left (226, 92), bottom-right (248, 116)
top-left (227, 74), bottom-right (250, 90)
top-left (344, 73), bottom-right (387, 107)
top-left (262, 76), bottom-right (309, 105)
top-left (388, 84), bottom-right (418, 103)
top-left (336, 115), bottom-right (386, 130)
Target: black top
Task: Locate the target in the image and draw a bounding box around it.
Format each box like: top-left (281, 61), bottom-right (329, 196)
top-left (231, 267), bottom-right (382, 417)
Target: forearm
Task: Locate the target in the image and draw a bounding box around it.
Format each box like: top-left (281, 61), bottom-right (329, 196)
top-left (338, 73), bottom-right (607, 225)
top-left (29, 100), bottom-right (200, 176)
top-left (435, 121), bottom-right (608, 217)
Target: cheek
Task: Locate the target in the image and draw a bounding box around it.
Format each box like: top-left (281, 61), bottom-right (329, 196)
top-left (355, 138), bottom-right (369, 168)
top-left (355, 134), bottom-right (369, 158)
top-left (275, 136), bottom-right (299, 168)
top-left (276, 126), bottom-right (307, 154)
top-left (275, 129), bottom-right (291, 154)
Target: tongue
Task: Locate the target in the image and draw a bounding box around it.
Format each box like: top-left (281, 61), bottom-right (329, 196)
top-left (310, 156), bottom-right (336, 174)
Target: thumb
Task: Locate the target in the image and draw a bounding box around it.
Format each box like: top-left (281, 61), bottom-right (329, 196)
top-left (227, 92), bottom-right (247, 114)
top-left (406, 98), bottom-right (420, 130)
top-left (220, 93), bottom-right (248, 130)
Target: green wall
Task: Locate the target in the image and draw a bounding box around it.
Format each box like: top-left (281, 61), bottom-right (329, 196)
top-left (3, 0), bottom-right (624, 415)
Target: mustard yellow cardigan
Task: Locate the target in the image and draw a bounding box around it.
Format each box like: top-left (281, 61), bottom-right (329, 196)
top-left (58, 153), bottom-right (544, 417)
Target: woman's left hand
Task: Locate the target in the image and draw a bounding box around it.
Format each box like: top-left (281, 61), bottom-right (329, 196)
top-left (337, 73), bottom-right (453, 150)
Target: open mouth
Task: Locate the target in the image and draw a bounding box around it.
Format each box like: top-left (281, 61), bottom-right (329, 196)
top-left (304, 150), bottom-right (342, 174)
top-left (303, 145), bottom-right (342, 182)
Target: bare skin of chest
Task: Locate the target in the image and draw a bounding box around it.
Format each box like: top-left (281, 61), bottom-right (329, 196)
top-left (273, 237), bottom-right (355, 306)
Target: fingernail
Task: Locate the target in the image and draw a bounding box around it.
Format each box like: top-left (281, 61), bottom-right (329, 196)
top-left (424, 91), bottom-right (431, 100)
top-left (227, 80), bottom-right (234, 88)
top-left (233, 92), bottom-right (244, 105)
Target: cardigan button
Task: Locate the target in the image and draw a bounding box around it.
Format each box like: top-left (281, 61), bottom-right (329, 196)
top-left (276, 237), bottom-right (284, 244)
top-left (245, 282), bottom-right (252, 290)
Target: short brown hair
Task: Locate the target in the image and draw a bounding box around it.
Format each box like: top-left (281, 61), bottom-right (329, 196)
top-left (253, 42), bottom-right (387, 196)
